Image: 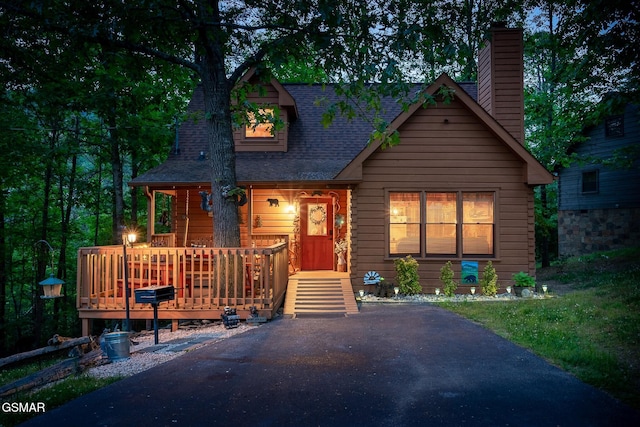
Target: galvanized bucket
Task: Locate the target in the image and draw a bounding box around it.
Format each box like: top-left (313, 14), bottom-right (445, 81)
top-left (104, 331), bottom-right (130, 361)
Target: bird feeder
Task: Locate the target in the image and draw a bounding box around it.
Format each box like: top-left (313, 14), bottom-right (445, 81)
top-left (39, 274), bottom-right (64, 299)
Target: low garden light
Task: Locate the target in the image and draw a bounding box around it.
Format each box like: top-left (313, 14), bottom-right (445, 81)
top-left (470, 286), bottom-right (476, 295)
top-left (435, 288), bottom-right (440, 296)
top-left (359, 289), bottom-right (365, 297)
top-left (506, 285), bottom-right (512, 295)
top-left (35, 240), bottom-right (64, 299)
top-left (542, 284), bottom-right (548, 295)
top-left (394, 286), bottom-right (399, 298)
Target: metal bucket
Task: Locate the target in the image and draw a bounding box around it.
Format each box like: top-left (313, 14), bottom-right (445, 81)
top-left (104, 332), bottom-right (130, 361)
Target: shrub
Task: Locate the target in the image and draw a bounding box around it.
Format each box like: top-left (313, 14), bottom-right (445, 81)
top-left (394, 255), bottom-right (422, 295)
top-left (513, 271), bottom-right (535, 287)
top-left (439, 261), bottom-right (458, 296)
top-left (480, 261), bottom-right (499, 296)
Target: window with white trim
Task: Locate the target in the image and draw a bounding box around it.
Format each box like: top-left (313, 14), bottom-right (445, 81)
top-left (389, 191), bottom-right (495, 257)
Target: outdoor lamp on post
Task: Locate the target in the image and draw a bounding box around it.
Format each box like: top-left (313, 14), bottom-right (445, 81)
top-left (35, 240), bottom-right (64, 299)
top-left (122, 229), bottom-right (137, 332)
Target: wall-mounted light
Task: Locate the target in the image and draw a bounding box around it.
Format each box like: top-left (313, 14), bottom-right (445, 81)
top-left (285, 204), bottom-right (296, 214)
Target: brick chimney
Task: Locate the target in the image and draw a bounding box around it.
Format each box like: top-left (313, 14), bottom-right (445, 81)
top-left (477, 24), bottom-right (524, 144)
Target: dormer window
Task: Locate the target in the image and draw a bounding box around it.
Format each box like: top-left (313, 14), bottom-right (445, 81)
top-left (245, 108), bottom-right (275, 138)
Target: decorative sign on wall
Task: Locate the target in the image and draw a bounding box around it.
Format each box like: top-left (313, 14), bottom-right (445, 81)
top-left (461, 260), bottom-right (479, 284)
top-left (307, 203), bottom-right (327, 236)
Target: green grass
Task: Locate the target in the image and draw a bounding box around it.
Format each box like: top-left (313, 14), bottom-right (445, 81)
top-left (1, 375), bottom-right (123, 426)
top-left (438, 247), bottom-right (640, 410)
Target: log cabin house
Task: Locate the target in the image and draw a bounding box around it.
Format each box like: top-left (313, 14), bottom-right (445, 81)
top-left (76, 25), bottom-right (553, 335)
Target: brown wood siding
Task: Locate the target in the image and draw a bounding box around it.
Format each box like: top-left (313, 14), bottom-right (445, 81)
top-left (173, 188), bottom-right (215, 247)
top-left (352, 98), bottom-right (536, 292)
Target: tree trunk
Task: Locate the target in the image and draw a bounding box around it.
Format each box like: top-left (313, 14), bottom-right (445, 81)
top-left (109, 115), bottom-right (125, 244)
top-left (200, 37), bottom-right (241, 248)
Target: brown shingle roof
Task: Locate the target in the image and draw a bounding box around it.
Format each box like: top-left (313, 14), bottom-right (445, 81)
top-left (131, 81), bottom-right (478, 186)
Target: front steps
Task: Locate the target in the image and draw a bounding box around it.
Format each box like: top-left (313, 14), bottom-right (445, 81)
top-left (283, 273), bottom-right (359, 317)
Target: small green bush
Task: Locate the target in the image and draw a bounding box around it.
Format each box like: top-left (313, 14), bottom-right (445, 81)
top-left (513, 271), bottom-right (535, 287)
top-left (439, 261), bottom-right (458, 296)
top-left (394, 255), bottom-right (422, 295)
top-left (480, 261), bottom-right (498, 296)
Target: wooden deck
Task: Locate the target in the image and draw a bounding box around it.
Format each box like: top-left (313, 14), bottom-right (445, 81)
top-left (284, 271), bottom-right (359, 317)
top-left (76, 242), bottom-right (289, 335)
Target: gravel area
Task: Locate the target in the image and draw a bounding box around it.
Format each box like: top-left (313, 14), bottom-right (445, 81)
top-left (360, 290), bottom-right (547, 303)
top-left (85, 320), bottom-right (257, 379)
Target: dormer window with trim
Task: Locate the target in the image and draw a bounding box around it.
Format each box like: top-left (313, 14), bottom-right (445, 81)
top-left (245, 108), bottom-right (275, 138)
top-left (233, 68), bottom-right (298, 152)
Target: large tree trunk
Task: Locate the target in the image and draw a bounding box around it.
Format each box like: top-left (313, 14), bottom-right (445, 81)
top-left (109, 115), bottom-right (125, 244)
top-left (199, 35), bottom-right (241, 248)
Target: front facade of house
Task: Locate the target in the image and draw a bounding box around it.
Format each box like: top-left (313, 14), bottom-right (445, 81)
top-left (130, 25), bottom-right (552, 290)
top-left (558, 102), bottom-right (640, 257)
top-left (76, 26), bottom-right (552, 334)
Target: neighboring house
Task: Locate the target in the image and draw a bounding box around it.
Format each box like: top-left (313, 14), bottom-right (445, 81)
top-left (75, 25), bottom-right (552, 334)
top-left (557, 102), bottom-right (640, 257)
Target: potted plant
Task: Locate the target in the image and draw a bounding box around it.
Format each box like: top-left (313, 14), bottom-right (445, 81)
top-left (512, 271), bottom-right (535, 297)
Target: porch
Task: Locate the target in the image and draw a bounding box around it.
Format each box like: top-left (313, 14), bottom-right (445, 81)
top-left (76, 240), bottom-right (289, 336)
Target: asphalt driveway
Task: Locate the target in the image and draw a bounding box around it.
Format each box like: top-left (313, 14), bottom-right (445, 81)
top-left (15, 304), bottom-right (640, 426)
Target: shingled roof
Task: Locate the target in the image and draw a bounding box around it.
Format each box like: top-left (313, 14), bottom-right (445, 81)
top-left (130, 80), bottom-right (478, 187)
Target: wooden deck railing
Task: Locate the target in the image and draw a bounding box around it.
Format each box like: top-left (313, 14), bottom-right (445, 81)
top-left (76, 241), bottom-right (288, 335)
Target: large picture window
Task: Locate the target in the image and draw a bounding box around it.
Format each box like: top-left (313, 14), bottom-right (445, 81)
top-left (389, 191), bottom-right (495, 257)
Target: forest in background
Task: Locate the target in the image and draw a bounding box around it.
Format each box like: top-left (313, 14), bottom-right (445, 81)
top-left (0, 0), bottom-right (637, 355)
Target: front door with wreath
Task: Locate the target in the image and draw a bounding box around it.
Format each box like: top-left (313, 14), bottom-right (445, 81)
top-left (300, 198), bottom-right (334, 270)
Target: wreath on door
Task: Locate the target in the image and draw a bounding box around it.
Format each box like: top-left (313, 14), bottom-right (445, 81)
top-left (309, 205), bottom-right (327, 225)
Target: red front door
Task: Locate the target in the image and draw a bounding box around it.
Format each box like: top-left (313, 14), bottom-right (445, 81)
top-left (300, 198), bottom-right (334, 270)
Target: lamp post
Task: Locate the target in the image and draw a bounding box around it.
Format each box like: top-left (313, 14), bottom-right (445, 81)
top-left (122, 230), bottom-right (137, 332)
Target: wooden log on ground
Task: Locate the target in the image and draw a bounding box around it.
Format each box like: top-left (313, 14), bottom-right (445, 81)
top-left (0, 348), bottom-right (109, 398)
top-left (0, 358), bottom-right (78, 398)
top-left (0, 336), bottom-right (92, 369)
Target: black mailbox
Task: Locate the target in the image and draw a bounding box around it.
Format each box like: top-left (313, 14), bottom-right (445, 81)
top-left (134, 285), bottom-right (175, 304)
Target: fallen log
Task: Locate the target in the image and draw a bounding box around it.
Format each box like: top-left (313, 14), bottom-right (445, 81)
top-left (0, 348), bottom-right (109, 398)
top-left (0, 336), bottom-right (92, 369)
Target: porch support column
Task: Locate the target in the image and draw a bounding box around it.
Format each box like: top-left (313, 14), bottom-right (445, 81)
top-left (145, 187), bottom-right (155, 241)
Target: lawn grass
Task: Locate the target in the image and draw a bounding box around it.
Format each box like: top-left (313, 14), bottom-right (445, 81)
top-left (437, 247), bottom-right (640, 410)
top-left (1, 375), bottom-right (123, 426)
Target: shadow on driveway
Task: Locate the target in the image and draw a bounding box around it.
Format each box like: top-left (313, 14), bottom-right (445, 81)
top-left (17, 304), bottom-right (640, 426)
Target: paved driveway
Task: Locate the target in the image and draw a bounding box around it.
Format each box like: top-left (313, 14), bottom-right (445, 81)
top-left (16, 304), bottom-right (640, 426)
